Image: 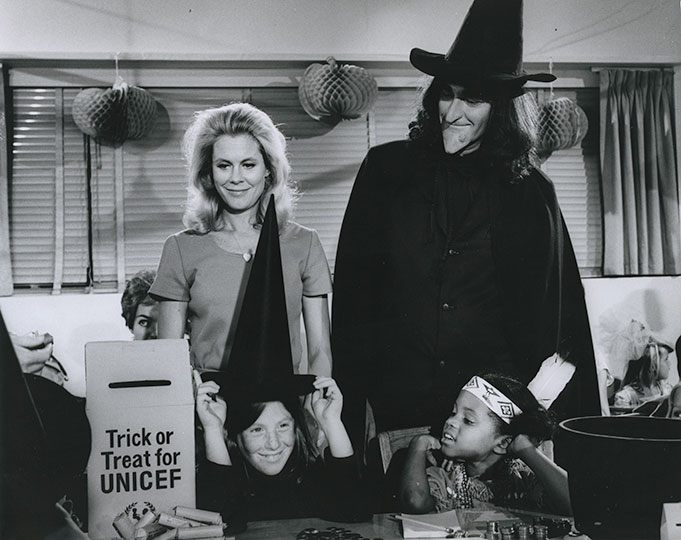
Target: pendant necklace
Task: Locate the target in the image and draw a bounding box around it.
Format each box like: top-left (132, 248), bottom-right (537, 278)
top-left (231, 230), bottom-right (253, 262)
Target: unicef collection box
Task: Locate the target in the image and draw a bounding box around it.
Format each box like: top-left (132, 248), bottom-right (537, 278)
top-left (85, 340), bottom-right (196, 539)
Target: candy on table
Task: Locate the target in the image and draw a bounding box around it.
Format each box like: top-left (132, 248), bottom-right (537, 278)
top-left (516, 523), bottom-right (529, 540)
top-left (158, 512), bottom-right (205, 528)
top-left (172, 506), bottom-right (223, 526)
top-left (136, 511), bottom-right (157, 529)
top-left (485, 520), bottom-right (500, 540)
top-left (134, 520), bottom-right (171, 540)
top-left (534, 524), bottom-right (548, 540)
top-left (113, 512), bottom-right (136, 540)
top-left (296, 525), bottom-right (383, 540)
top-left (532, 516), bottom-right (572, 537)
top-left (112, 505), bottom-right (227, 540)
top-left (155, 525), bottom-right (226, 540)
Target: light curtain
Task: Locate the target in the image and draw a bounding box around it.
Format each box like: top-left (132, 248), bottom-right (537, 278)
top-left (601, 69), bottom-right (680, 275)
top-left (0, 63), bottom-right (13, 295)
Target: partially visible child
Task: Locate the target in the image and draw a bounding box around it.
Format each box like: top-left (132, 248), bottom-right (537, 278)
top-left (399, 373), bottom-right (571, 516)
top-left (121, 269), bottom-right (158, 341)
top-left (195, 375), bottom-right (361, 528)
top-left (614, 339), bottom-right (674, 409)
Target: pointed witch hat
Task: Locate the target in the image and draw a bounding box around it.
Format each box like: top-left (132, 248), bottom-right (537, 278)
top-left (211, 194), bottom-right (315, 405)
top-left (410, 0), bottom-right (555, 97)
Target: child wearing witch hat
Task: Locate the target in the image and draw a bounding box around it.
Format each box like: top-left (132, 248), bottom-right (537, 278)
top-left (194, 196), bottom-right (366, 531)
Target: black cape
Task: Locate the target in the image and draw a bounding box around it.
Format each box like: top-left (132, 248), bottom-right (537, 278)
top-left (332, 140), bottom-right (600, 454)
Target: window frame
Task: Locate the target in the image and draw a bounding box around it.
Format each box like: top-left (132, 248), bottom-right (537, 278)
top-left (4, 61), bottom-right (604, 293)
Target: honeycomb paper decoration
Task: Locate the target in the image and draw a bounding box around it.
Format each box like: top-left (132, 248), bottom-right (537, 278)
top-left (299, 57), bottom-right (378, 122)
top-left (536, 97), bottom-right (589, 161)
top-left (72, 79), bottom-right (157, 145)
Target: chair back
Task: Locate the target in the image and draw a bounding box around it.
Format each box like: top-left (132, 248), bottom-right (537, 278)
top-left (377, 425), bottom-right (431, 474)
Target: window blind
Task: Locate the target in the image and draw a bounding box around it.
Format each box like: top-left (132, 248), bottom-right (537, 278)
top-left (372, 87), bottom-right (603, 276)
top-left (9, 82), bottom-right (603, 291)
top-left (121, 88), bottom-right (243, 278)
top-left (11, 88), bottom-right (91, 288)
top-left (62, 90), bottom-right (90, 285)
top-left (538, 88), bottom-right (603, 277)
top-left (253, 87), bottom-right (369, 271)
top-left (372, 88), bottom-right (417, 146)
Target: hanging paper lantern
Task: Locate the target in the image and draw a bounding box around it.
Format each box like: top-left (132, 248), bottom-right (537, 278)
top-left (536, 97), bottom-right (589, 162)
top-left (298, 57), bottom-right (378, 122)
top-left (72, 79), bottom-right (157, 145)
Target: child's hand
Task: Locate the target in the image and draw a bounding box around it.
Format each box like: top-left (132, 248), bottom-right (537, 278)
top-left (196, 380), bottom-right (227, 431)
top-left (311, 376), bottom-right (343, 425)
top-left (508, 433), bottom-right (535, 456)
top-left (311, 377), bottom-right (353, 458)
top-left (411, 434), bottom-right (441, 453)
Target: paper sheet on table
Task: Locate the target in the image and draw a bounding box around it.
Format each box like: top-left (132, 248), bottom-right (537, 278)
top-left (400, 510), bottom-right (462, 538)
top-left (400, 506), bottom-right (557, 538)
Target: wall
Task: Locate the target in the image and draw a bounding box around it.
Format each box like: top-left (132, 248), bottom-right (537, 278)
top-left (0, 293), bottom-right (131, 397)
top-left (1, 0), bottom-right (680, 63)
top-left (2, 276), bottom-right (680, 399)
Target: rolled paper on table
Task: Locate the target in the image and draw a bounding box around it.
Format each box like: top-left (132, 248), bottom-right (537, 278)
top-left (173, 506), bottom-right (223, 525)
top-left (158, 512), bottom-right (204, 528)
top-left (113, 512), bottom-right (136, 540)
top-left (135, 511), bottom-right (157, 529)
top-left (155, 526), bottom-right (226, 540)
top-left (176, 538), bottom-right (224, 540)
top-left (134, 522), bottom-right (169, 540)
top-left (152, 530), bottom-right (176, 540)
top-left (175, 525), bottom-right (225, 539)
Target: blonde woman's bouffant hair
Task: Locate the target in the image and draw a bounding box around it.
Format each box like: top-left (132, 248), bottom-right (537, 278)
top-left (182, 102), bottom-right (296, 233)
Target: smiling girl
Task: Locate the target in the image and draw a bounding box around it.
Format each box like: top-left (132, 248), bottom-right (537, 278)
top-left (195, 376), bottom-right (360, 528)
top-left (150, 103), bottom-right (333, 376)
top-left (399, 373), bottom-right (571, 516)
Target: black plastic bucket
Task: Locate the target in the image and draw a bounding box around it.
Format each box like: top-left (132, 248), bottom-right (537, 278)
top-left (559, 416), bottom-right (681, 539)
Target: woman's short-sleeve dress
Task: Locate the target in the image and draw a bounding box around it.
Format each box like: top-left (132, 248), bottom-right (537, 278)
top-left (150, 222), bottom-right (332, 373)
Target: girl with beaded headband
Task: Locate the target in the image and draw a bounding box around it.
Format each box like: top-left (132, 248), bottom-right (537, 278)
top-left (150, 103), bottom-right (333, 377)
top-left (399, 373), bottom-right (572, 516)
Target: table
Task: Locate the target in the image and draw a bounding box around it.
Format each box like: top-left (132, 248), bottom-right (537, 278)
top-left (232, 511), bottom-right (581, 540)
top-left (234, 514), bottom-right (398, 540)
top-left (60, 508), bottom-right (651, 540)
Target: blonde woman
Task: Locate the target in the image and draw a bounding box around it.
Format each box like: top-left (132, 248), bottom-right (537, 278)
top-left (151, 103), bottom-right (332, 376)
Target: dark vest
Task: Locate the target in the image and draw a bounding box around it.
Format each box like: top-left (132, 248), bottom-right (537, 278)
top-left (373, 154), bottom-right (513, 430)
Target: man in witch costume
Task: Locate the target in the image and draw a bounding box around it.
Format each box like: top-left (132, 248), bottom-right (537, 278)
top-left (195, 196), bottom-right (366, 531)
top-left (332, 0), bottom-right (601, 464)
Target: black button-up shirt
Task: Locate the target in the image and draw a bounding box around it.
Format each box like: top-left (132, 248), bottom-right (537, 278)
top-left (333, 140), bottom-right (600, 445)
